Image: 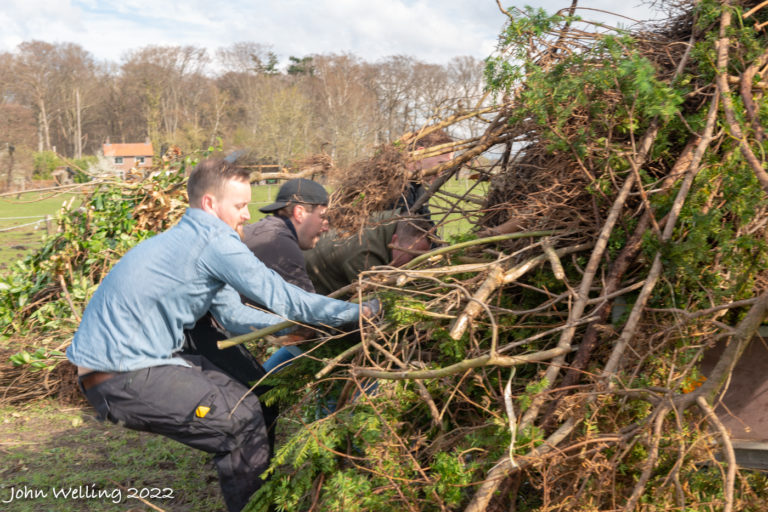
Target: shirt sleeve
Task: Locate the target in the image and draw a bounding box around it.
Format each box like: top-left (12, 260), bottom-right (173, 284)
top-left (208, 284), bottom-right (287, 335)
top-left (340, 234), bottom-right (390, 284)
top-left (200, 232), bottom-right (360, 328)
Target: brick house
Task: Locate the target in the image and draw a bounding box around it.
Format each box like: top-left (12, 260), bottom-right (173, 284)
top-left (102, 141), bottom-right (154, 176)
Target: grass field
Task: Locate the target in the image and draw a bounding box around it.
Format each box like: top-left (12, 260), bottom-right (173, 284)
top-left (0, 399), bottom-right (223, 511)
top-left (431, 176), bottom-right (488, 239)
top-left (0, 179), bottom-right (485, 273)
top-left (0, 191), bottom-right (79, 271)
top-left (0, 185), bottom-right (279, 272)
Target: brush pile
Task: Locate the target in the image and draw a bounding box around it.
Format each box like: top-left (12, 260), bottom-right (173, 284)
top-left (247, 1), bottom-right (768, 510)
top-left (0, 168), bottom-right (189, 405)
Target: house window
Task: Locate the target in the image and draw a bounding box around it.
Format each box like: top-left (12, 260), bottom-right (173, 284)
top-left (136, 157), bottom-right (145, 164)
top-left (114, 157), bottom-right (123, 164)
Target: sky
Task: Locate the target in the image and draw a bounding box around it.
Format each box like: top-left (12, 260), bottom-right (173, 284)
top-left (1, 0), bottom-right (663, 67)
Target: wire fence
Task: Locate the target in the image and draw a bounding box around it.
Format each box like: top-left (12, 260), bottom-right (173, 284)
top-left (0, 215), bottom-right (51, 233)
top-left (0, 219), bottom-right (49, 233)
top-left (0, 215), bottom-right (48, 220)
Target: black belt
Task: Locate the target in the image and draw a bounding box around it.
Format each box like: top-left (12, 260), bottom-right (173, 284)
top-left (79, 371), bottom-right (117, 391)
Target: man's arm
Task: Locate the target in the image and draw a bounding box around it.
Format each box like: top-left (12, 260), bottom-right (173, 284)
top-left (201, 233), bottom-right (360, 328)
top-left (208, 285), bottom-right (288, 335)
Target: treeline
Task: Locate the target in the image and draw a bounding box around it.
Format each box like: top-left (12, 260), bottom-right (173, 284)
top-left (0, 41), bottom-right (487, 172)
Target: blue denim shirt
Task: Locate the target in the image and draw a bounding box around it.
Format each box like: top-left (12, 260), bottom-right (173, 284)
top-left (66, 208), bottom-right (359, 372)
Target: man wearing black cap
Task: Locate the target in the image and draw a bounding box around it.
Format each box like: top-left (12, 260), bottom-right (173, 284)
top-left (240, 178), bottom-right (335, 372)
top-left (241, 178), bottom-right (330, 292)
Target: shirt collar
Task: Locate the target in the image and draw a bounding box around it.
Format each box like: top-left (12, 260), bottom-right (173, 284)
top-left (186, 207), bottom-right (236, 234)
top-left (275, 214), bottom-right (298, 240)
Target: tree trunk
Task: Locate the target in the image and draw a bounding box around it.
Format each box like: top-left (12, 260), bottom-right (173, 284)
top-left (38, 99), bottom-right (51, 151)
top-left (5, 144), bottom-right (15, 190)
top-left (75, 88), bottom-right (82, 159)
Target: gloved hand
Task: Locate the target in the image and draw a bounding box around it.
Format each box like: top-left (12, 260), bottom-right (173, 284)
top-left (361, 298), bottom-right (382, 319)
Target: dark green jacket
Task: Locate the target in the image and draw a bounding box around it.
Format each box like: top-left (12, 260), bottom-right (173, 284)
top-left (304, 217), bottom-right (398, 295)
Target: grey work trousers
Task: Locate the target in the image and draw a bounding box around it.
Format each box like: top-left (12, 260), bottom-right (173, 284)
top-left (80, 355), bottom-right (269, 512)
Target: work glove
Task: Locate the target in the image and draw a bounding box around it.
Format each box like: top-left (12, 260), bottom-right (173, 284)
top-left (361, 298), bottom-right (382, 319)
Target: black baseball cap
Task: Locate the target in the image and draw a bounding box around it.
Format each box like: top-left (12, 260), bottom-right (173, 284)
top-left (259, 178), bottom-right (329, 213)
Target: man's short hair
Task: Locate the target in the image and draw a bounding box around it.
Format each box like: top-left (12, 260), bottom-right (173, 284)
top-left (413, 129), bottom-right (452, 149)
top-left (275, 202), bottom-right (320, 219)
top-left (187, 158), bottom-right (251, 207)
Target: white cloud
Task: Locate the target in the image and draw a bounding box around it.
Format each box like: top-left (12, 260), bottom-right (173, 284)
top-left (0, 0), bottom-right (662, 68)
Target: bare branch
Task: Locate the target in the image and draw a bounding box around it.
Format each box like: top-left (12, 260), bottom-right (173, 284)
top-left (697, 395), bottom-right (736, 512)
top-left (353, 346), bottom-right (572, 380)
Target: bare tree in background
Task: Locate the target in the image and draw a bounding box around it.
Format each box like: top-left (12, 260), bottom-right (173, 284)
top-left (11, 41), bottom-right (60, 152)
top-left (248, 77), bottom-right (313, 168)
top-left (0, 40), bottom-right (489, 169)
top-left (447, 56), bottom-right (488, 138)
top-left (120, 45), bottom-right (209, 148)
top-left (310, 54), bottom-right (378, 166)
top-left (54, 43), bottom-right (100, 159)
top-left (0, 103), bottom-right (35, 189)
top-left (217, 42), bottom-right (280, 143)
top-left (366, 55), bottom-right (420, 143)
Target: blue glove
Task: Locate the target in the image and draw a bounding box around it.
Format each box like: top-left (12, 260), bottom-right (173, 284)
top-left (361, 298), bottom-right (382, 318)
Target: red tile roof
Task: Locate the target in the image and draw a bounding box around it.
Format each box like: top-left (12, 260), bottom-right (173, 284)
top-left (103, 143), bottom-right (154, 157)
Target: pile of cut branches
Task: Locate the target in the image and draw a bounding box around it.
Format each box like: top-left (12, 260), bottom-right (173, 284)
top-left (247, 1), bottom-right (768, 510)
top-left (0, 161), bottom-right (189, 405)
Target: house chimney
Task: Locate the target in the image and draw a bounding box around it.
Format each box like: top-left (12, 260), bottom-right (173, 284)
top-left (105, 137), bottom-right (110, 145)
top-left (146, 137), bottom-right (151, 144)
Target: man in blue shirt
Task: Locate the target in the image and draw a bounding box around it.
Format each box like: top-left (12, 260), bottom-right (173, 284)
top-left (67, 158), bottom-right (373, 512)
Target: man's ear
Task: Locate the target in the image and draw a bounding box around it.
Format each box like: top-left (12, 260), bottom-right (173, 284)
top-left (200, 193), bottom-right (216, 214)
top-left (293, 204), bottom-right (307, 223)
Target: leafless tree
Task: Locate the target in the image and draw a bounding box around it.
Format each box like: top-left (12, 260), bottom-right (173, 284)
top-left (366, 55), bottom-right (420, 143)
top-left (10, 41), bottom-right (61, 152)
top-left (309, 54), bottom-right (378, 166)
top-left (0, 40), bottom-right (488, 169)
top-left (120, 45), bottom-right (209, 148)
top-left (51, 44), bottom-right (101, 158)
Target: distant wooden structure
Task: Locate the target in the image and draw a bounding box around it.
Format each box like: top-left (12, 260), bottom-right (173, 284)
top-left (52, 166), bottom-right (74, 185)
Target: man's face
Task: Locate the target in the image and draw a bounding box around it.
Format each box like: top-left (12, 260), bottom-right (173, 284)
top-left (295, 204), bottom-right (329, 250)
top-left (210, 178), bottom-right (252, 232)
top-left (390, 234), bottom-right (431, 267)
top-left (410, 150), bottom-right (455, 185)
top-left (414, 152), bottom-right (454, 171)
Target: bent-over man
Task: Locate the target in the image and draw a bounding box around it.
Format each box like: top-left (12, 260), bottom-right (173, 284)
top-left (66, 158), bottom-right (371, 512)
top-left (240, 178), bottom-right (332, 372)
top-left (305, 214), bottom-right (433, 295)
